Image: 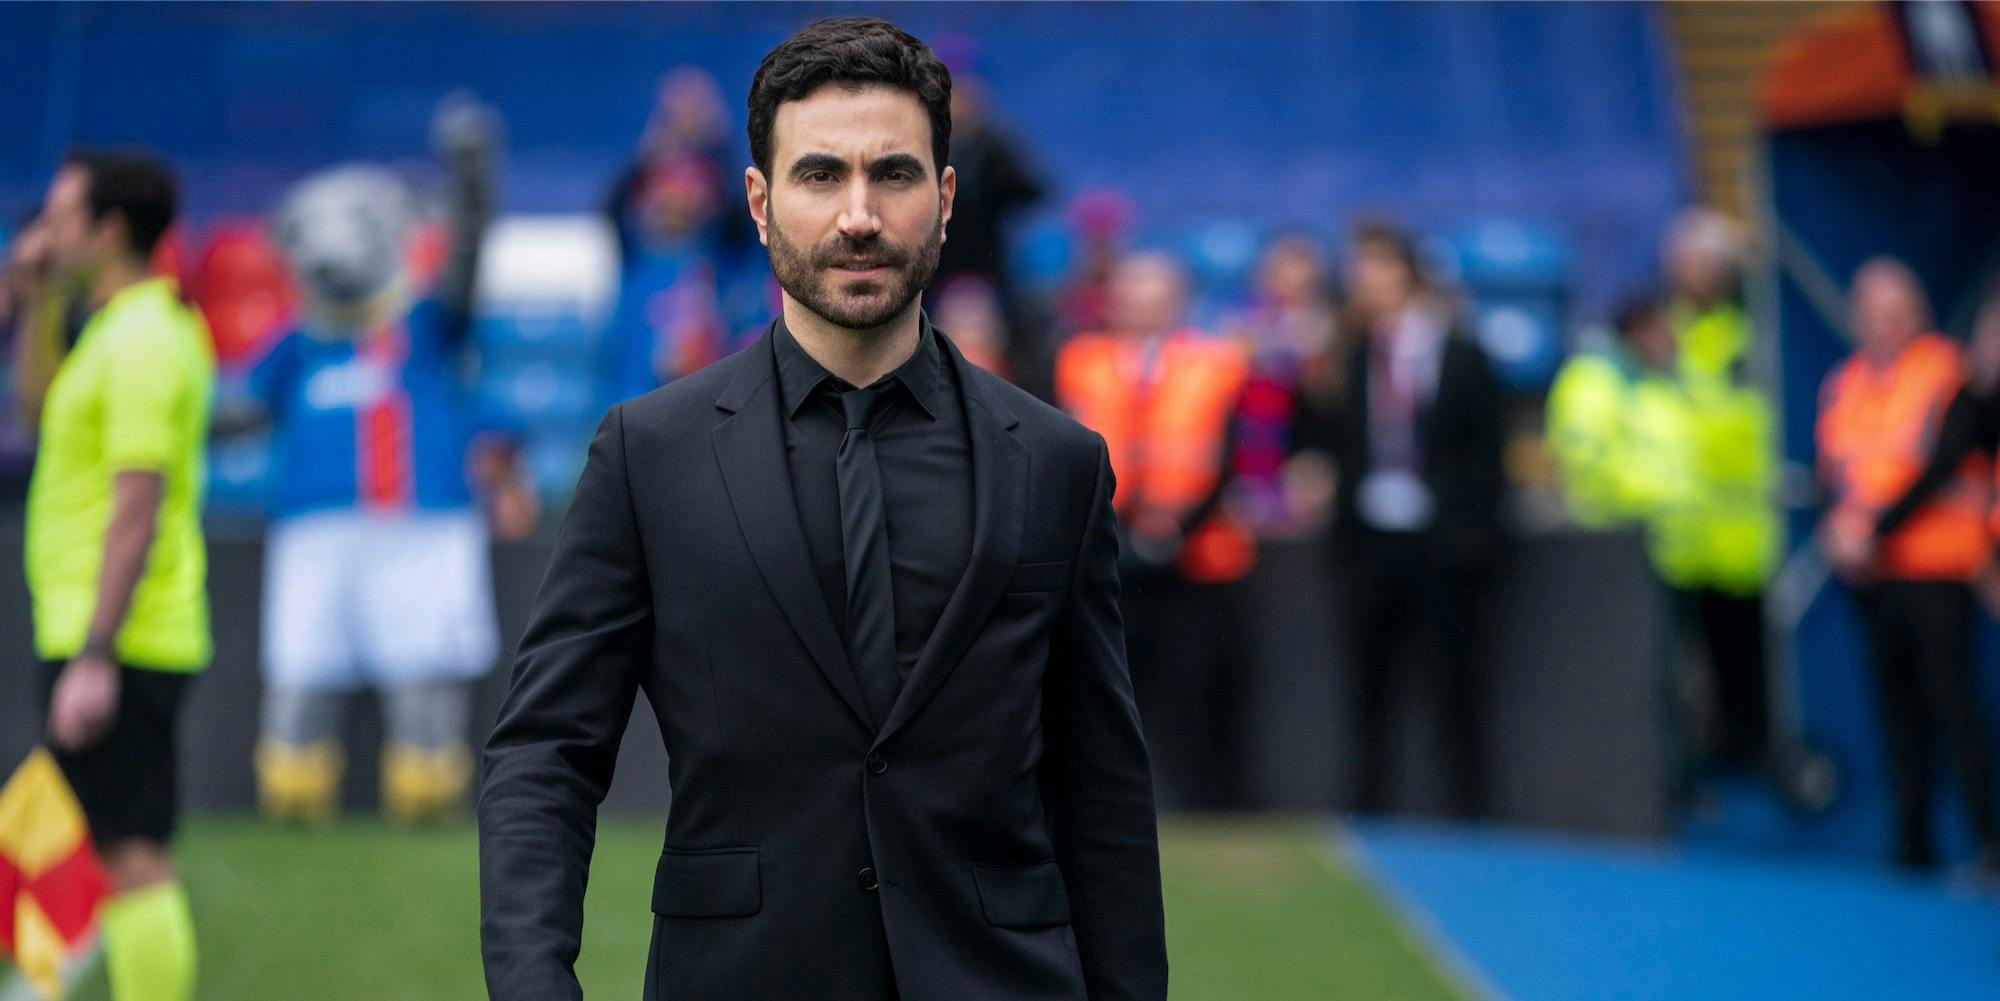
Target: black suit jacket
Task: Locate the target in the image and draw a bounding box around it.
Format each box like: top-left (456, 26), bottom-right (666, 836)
top-left (1295, 329), bottom-right (1508, 571)
top-left (478, 324), bottom-right (1167, 1001)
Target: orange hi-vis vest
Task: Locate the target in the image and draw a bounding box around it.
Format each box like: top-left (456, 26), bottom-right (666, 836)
top-left (1817, 332), bottom-right (1990, 582)
top-left (1056, 330), bottom-right (1255, 583)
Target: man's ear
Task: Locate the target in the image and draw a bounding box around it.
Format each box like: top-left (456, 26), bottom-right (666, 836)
top-left (745, 167), bottom-right (770, 247)
top-left (98, 209), bottom-right (133, 263)
top-left (937, 165), bottom-right (956, 244)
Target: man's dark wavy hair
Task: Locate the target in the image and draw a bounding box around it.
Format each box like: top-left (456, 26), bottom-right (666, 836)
top-left (64, 147), bottom-right (177, 260)
top-left (747, 17), bottom-right (952, 179)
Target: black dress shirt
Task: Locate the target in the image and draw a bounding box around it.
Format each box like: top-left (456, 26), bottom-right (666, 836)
top-left (774, 317), bottom-right (973, 689)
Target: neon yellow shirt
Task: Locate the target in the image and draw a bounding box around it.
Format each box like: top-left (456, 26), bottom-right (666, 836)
top-left (26, 277), bottom-right (215, 670)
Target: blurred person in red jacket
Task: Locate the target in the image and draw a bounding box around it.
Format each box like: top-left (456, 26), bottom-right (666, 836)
top-left (1817, 258), bottom-right (2000, 874)
top-left (1056, 250), bottom-right (1255, 810)
top-left (1227, 233), bottom-right (1341, 537)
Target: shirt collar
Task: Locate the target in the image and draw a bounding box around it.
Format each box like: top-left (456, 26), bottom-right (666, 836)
top-left (774, 314), bottom-right (943, 421)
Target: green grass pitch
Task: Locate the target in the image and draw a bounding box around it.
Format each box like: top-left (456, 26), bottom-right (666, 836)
top-left (17, 814), bottom-right (1469, 1001)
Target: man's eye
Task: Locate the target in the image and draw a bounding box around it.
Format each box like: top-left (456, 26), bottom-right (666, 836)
top-left (803, 171), bottom-right (835, 185)
top-left (882, 170), bottom-right (914, 184)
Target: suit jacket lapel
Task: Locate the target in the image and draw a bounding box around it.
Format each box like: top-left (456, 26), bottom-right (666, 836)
top-left (874, 334), bottom-right (1026, 747)
top-left (711, 327), bottom-right (875, 731)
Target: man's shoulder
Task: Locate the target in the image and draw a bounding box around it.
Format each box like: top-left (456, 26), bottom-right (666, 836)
top-left (614, 342), bottom-right (760, 430)
top-left (86, 292), bottom-right (212, 377)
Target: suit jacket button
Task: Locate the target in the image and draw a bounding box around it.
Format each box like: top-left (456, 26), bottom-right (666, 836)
top-left (867, 753), bottom-right (889, 775)
top-left (858, 866), bottom-right (879, 892)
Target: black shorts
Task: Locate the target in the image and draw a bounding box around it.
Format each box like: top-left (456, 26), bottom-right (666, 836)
top-left (37, 660), bottom-right (194, 847)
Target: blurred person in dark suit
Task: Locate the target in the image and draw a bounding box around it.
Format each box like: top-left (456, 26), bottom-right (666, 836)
top-left (1819, 261), bottom-right (2000, 874)
top-left (479, 18), bottom-right (1166, 1001)
top-left (930, 38), bottom-right (1043, 295)
top-left (1056, 251), bottom-right (1256, 811)
top-left (1293, 220), bottom-right (1508, 820)
top-left (928, 40), bottom-right (1047, 395)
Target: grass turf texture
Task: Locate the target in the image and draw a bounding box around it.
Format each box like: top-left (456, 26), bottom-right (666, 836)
top-left (23, 814), bottom-right (1467, 1001)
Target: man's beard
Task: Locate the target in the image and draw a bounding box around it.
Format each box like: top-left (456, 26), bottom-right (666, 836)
top-left (766, 208), bottom-right (943, 333)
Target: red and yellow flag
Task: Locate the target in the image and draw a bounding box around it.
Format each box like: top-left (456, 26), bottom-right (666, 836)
top-left (0, 748), bottom-right (110, 1000)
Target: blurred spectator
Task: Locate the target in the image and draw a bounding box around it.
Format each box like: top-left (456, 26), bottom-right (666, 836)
top-left (1948, 290), bottom-right (2000, 615)
top-left (1665, 208), bottom-right (1749, 385)
top-left (229, 96), bottom-right (533, 826)
top-left (601, 149), bottom-right (731, 401)
top-left (1548, 296), bottom-right (1776, 801)
top-left (1294, 220), bottom-right (1507, 820)
top-left (933, 39), bottom-right (1044, 290)
top-left (186, 219), bottom-right (296, 367)
top-left (1874, 286), bottom-right (2000, 619)
top-left (1052, 189), bottom-right (1132, 339)
top-left (929, 273), bottom-right (1010, 377)
top-left (1056, 251), bottom-right (1255, 810)
top-left (1546, 298), bottom-right (1688, 537)
top-left (929, 39), bottom-right (1046, 385)
top-left (1816, 258), bottom-right (2000, 873)
top-left (1655, 209), bottom-right (1785, 790)
top-left (601, 67), bottom-right (766, 402)
top-left (1228, 233), bottom-right (1339, 537)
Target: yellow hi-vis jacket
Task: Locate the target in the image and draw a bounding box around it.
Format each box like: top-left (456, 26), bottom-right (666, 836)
top-left (1547, 339), bottom-right (1778, 595)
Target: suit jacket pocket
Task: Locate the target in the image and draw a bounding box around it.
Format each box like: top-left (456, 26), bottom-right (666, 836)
top-left (971, 859), bottom-right (1072, 928)
top-left (1004, 561), bottom-right (1071, 594)
top-left (652, 847), bottom-right (761, 917)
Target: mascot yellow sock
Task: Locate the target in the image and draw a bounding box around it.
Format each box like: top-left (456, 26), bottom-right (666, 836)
top-left (101, 881), bottom-right (196, 1001)
top-left (254, 738), bottom-right (344, 824)
top-left (381, 741), bottom-right (472, 825)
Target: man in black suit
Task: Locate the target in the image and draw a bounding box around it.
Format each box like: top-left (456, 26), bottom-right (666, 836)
top-left (1294, 220), bottom-right (1508, 820)
top-left (477, 17), bottom-right (1166, 1001)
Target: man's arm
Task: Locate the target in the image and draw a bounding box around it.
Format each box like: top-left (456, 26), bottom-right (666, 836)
top-left (51, 317), bottom-right (196, 748)
top-left (478, 404), bottom-right (651, 1001)
top-left (47, 470), bottom-right (161, 750)
top-left (1039, 437), bottom-right (1168, 1001)
top-left (11, 281), bottom-right (75, 434)
top-left (1874, 385), bottom-right (1987, 540)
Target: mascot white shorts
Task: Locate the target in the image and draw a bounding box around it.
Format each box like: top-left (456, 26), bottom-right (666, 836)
top-left (263, 508), bottom-right (500, 691)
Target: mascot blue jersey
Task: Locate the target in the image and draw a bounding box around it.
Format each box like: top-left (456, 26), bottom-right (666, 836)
top-left (246, 298), bottom-right (498, 519)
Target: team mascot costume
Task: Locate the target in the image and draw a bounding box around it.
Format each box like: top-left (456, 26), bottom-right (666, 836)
top-left (238, 93), bottom-right (535, 824)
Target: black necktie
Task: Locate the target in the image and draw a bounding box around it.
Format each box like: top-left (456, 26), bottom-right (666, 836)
top-left (838, 385), bottom-right (900, 726)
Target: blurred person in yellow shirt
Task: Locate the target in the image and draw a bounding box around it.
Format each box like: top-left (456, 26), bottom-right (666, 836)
top-left (23, 150), bottom-right (213, 1001)
top-left (1547, 298), bottom-right (1692, 546)
top-left (1656, 209), bottom-right (1783, 795)
top-left (1549, 296), bottom-right (1779, 803)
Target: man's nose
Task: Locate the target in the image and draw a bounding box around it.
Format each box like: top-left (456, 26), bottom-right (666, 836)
top-left (836, 180), bottom-right (882, 239)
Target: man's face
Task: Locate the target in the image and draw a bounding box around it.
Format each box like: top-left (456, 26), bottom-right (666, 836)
top-left (747, 84), bottom-right (955, 334)
top-left (1852, 267), bottom-right (1924, 357)
top-left (40, 166), bottom-right (104, 278)
top-left (1628, 311), bottom-right (1676, 371)
top-left (1347, 241), bottom-right (1413, 324)
top-left (1667, 239), bottom-right (1727, 304)
top-left (1108, 255), bottom-right (1185, 337)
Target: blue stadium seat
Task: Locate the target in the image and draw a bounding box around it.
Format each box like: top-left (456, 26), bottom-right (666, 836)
top-left (1441, 221), bottom-right (1573, 390)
